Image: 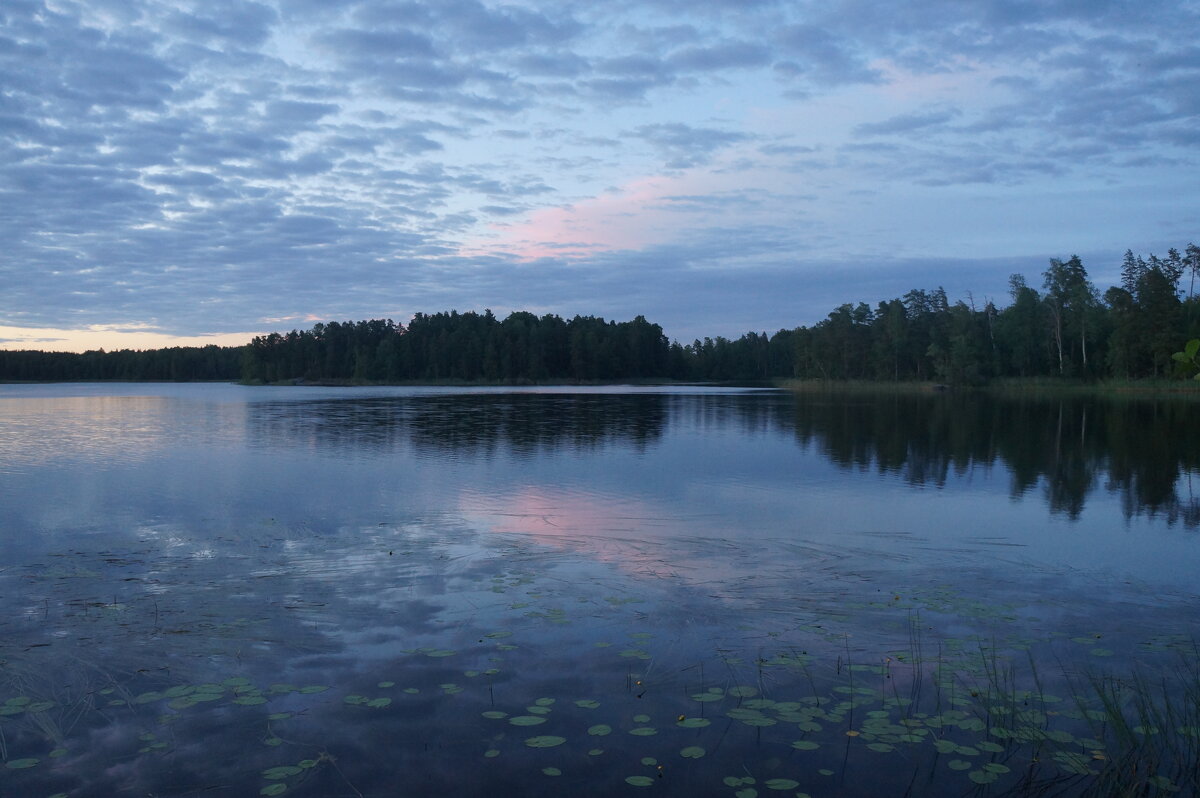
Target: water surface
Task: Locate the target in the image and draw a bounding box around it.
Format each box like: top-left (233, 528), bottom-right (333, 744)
top-left (1, 384), bottom-right (1197, 796)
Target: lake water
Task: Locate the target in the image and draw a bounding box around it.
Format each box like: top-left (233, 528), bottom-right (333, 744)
top-left (1, 383), bottom-right (1198, 796)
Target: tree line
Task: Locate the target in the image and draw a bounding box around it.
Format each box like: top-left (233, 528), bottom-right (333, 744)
top-left (2, 243), bottom-right (1198, 384)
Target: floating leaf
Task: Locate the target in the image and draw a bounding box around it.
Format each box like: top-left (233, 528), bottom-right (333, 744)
top-left (588, 724), bottom-right (612, 736)
top-left (968, 770), bottom-right (998, 784)
top-left (728, 686), bottom-right (758, 698)
top-left (626, 776), bottom-right (654, 787)
top-left (641, 757), bottom-right (658, 766)
top-left (425, 650), bottom-right (457, 658)
top-left (262, 766), bottom-right (303, 780)
top-left (867, 743), bottom-right (895, 752)
top-left (298, 686), bottom-right (328, 694)
top-left (692, 693), bottom-right (724, 703)
top-left (484, 749), bottom-right (500, 758)
top-left (482, 711), bottom-right (507, 719)
top-left (983, 763), bottom-right (1010, 774)
top-left (633, 714), bottom-right (651, 723)
top-left (791, 740), bottom-right (819, 751)
top-left (378, 681), bottom-right (395, 688)
top-left (524, 736), bottom-right (566, 748)
top-left (542, 767), bottom-right (562, 776)
top-left (630, 727), bottom-right (657, 736)
top-left (574, 699), bottom-right (600, 709)
top-left (5, 758), bottom-right (39, 769)
top-left (735, 789), bottom-right (758, 798)
top-left (677, 717), bottom-right (710, 728)
top-left (535, 698), bottom-right (556, 707)
top-left (510, 716), bottom-right (548, 726)
top-left (367, 698), bottom-right (392, 708)
top-left (588, 748), bottom-right (604, 756)
top-left (235, 696), bottom-right (268, 706)
top-left (765, 779), bottom-right (799, 790)
top-left (948, 760), bottom-right (972, 771)
top-left (260, 785), bottom-right (287, 796)
top-left (680, 746), bottom-right (705, 758)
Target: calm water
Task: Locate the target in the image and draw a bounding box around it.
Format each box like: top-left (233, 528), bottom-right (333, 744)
top-left (1, 384), bottom-right (1198, 797)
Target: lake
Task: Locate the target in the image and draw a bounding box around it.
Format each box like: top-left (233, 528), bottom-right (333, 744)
top-left (1, 383), bottom-right (1198, 796)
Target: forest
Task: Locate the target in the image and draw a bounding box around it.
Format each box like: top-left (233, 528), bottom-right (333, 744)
top-left (3, 244), bottom-right (1198, 385)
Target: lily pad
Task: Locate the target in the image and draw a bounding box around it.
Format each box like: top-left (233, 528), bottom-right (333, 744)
top-left (510, 716), bottom-right (548, 726)
top-left (5, 758), bottom-right (39, 770)
top-left (765, 779), bottom-right (800, 790)
top-left (680, 746), bottom-right (706, 758)
top-left (524, 735), bottom-right (566, 748)
top-left (677, 717), bottom-right (711, 728)
top-left (588, 724), bottom-right (612, 736)
top-left (626, 776), bottom-right (654, 787)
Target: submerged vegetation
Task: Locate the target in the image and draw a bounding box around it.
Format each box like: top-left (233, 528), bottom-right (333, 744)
top-left (3, 245), bottom-right (1199, 386)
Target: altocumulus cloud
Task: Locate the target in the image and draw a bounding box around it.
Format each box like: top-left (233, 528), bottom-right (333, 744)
top-left (0, 0), bottom-right (1197, 348)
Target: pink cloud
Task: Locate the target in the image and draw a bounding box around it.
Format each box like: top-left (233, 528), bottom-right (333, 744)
top-left (463, 175), bottom-right (696, 261)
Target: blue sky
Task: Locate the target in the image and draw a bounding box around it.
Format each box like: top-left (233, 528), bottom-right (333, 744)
top-left (2, 0), bottom-right (1198, 351)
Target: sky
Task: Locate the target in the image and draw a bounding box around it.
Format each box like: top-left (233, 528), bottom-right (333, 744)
top-left (2, 0), bottom-right (1198, 352)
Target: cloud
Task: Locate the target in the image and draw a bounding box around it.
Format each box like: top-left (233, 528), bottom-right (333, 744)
top-left (1, 0), bottom-right (1198, 349)
top-left (854, 108), bottom-right (961, 136)
top-left (627, 122), bottom-right (750, 168)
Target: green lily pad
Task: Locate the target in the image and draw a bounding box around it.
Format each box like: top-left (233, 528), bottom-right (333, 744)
top-left (574, 699), bottom-right (600, 709)
top-left (262, 766), bottom-right (303, 779)
top-left (260, 785), bottom-right (287, 796)
top-left (5, 758), bottom-right (39, 770)
top-left (482, 711), bottom-right (507, 719)
top-left (791, 740), bottom-right (819, 750)
top-left (626, 776), bottom-right (654, 786)
top-left (948, 760), bottom-right (972, 771)
top-left (484, 749), bottom-right (500, 758)
top-left (629, 727), bottom-right (657, 736)
top-left (677, 717), bottom-right (711, 728)
top-left (542, 767), bottom-right (562, 776)
top-left (524, 735), bottom-right (566, 748)
top-left (680, 746), bottom-right (706, 758)
top-left (510, 716), bottom-right (548, 726)
top-left (588, 724), bottom-right (612, 736)
top-left (765, 779), bottom-right (799, 790)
